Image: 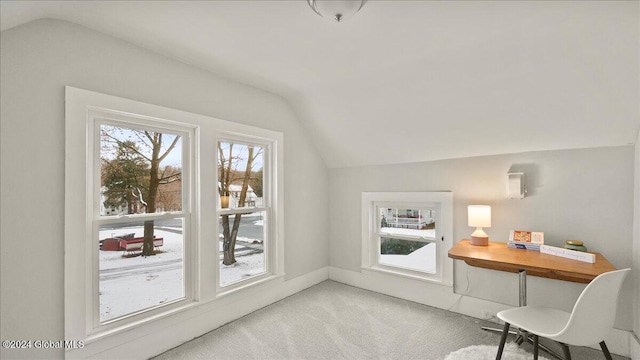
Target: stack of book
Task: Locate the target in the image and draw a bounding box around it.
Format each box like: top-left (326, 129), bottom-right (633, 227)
top-left (507, 230), bottom-right (544, 251)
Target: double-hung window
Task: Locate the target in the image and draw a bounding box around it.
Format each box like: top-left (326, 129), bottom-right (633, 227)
top-left (362, 192), bottom-right (453, 285)
top-left (65, 100), bottom-right (198, 339)
top-left (216, 136), bottom-right (274, 289)
top-left (95, 120), bottom-right (194, 324)
top-left (65, 87), bottom-right (284, 346)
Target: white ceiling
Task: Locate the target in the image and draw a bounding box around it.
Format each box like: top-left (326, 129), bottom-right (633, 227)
top-left (2, 0), bottom-right (638, 168)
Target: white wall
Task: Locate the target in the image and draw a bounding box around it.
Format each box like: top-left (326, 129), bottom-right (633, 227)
top-left (329, 146), bottom-right (635, 330)
top-left (0, 19), bottom-right (328, 359)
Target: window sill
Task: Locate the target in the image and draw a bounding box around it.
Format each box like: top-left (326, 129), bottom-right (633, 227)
top-left (216, 272), bottom-right (286, 298)
top-left (84, 298), bottom-right (199, 344)
top-left (361, 265), bottom-right (452, 287)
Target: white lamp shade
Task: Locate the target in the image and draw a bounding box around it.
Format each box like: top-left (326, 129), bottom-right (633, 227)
top-left (468, 205), bottom-right (491, 228)
top-left (307, 0), bottom-right (367, 22)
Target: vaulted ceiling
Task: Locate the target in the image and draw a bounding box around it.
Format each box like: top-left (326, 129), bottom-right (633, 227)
top-left (2, 1), bottom-right (638, 168)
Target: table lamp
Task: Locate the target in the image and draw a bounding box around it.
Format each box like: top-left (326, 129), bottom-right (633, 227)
top-left (468, 205), bottom-right (491, 246)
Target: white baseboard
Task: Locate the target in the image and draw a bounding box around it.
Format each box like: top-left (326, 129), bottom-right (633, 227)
top-left (630, 331), bottom-right (640, 360)
top-left (328, 266), bottom-right (632, 358)
top-left (68, 267), bottom-right (329, 359)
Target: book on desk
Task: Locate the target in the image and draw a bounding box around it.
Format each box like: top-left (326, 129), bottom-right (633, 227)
top-left (507, 241), bottom-right (541, 250)
top-left (507, 229), bottom-right (543, 251)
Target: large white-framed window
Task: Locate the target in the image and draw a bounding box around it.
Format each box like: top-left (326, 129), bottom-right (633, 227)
top-left (65, 87), bottom-right (284, 344)
top-left (94, 116), bottom-right (195, 326)
top-left (215, 133), bottom-right (277, 292)
top-left (361, 192), bottom-right (453, 285)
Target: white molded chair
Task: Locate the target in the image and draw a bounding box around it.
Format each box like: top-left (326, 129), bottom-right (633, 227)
top-left (495, 268), bottom-right (630, 360)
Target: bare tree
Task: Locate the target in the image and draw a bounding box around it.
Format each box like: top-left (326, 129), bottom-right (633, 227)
top-left (101, 127), bottom-right (181, 256)
top-left (218, 143), bottom-right (262, 265)
top-left (157, 165), bottom-right (182, 212)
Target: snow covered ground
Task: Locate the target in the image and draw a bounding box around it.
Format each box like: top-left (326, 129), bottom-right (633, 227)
top-left (99, 225), bottom-right (264, 322)
top-left (379, 243), bottom-right (436, 273)
top-left (379, 227), bottom-right (437, 273)
top-left (380, 227), bottom-right (436, 238)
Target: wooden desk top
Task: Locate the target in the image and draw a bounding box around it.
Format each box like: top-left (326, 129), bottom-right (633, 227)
top-left (448, 240), bottom-right (616, 284)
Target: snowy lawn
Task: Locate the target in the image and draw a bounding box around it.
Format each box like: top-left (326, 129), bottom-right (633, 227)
top-left (379, 227), bottom-right (437, 273)
top-left (379, 243), bottom-right (436, 273)
top-left (99, 225), bottom-right (264, 322)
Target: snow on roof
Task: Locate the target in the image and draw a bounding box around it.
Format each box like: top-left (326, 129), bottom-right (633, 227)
top-left (228, 184), bottom-right (253, 192)
top-left (217, 182), bottom-right (254, 192)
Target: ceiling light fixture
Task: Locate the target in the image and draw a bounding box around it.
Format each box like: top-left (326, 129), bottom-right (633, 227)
top-left (307, 0), bottom-right (367, 22)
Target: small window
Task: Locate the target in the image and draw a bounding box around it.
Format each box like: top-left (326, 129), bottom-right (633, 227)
top-left (362, 192), bottom-right (453, 285)
top-left (379, 207), bottom-right (438, 274)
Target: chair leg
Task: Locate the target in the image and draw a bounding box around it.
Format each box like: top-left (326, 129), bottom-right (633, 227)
top-left (532, 335), bottom-right (539, 360)
top-left (495, 322), bottom-right (510, 360)
top-left (599, 341), bottom-right (613, 360)
top-left (560, 343), bottom-right (572, 360)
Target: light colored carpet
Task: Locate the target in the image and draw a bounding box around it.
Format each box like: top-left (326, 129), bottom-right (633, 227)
top-left (154, 280), bottom-right (628, 360)
top-left (445, 343), bottom-right (551, 360)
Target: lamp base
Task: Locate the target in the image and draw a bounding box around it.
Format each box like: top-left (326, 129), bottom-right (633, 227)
top-left (470, 236), bottom-right (489, 246)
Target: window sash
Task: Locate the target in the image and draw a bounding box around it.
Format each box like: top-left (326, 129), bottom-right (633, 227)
top-left (216, 210), bottom-right (273, 290)
top-left (361, 192), bottom-right (453, 285)
top-left (216, 137), bottom-right (272, 211)
top-left (91, 214), bottom-right (191, 328)
top-left (215, 135), bottom-right (275, 293)
top-left (376, 205), bottom-right (440, 241)
top-left (376, 227), bottom-right (438, 271)
top-left (93, 117), bottom-right (192, 219)
top-left (89, 112), bottom-right (195, 333)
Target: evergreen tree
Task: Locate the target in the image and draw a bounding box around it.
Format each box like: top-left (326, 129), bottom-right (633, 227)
top-left (102, 141), bottom-right (149, 214)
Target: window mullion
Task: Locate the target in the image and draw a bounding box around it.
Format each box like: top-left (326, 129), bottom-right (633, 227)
top-left (217, 206), bottom-right (269, 215)
top-left (94, 212), bottom-right (188, 225)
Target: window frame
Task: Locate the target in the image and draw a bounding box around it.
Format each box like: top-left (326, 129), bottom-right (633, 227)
top-left (66, 104), bottom-right (199, 339)
top-left (91, 115), bottom-right (195, 329)
top-left (65, 87), bottom-right (284, 344)
top-left (215, 133), bottom-right (276, 292)
top-left (376, 203), bottom-right (440, 275)
top-left (361, 192), bottom-right (453, 285)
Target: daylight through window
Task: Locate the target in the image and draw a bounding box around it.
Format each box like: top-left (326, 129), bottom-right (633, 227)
top-left (217, 140), bottom-right (269, 288)
top-left (379, 207), bottom-right (438, 274)
top-left (97, 122), bottom-right (189, 323)
top-left (362, 192), bottom-right (453, 284)
top-left (66, 87), bottom-right (283, 343)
